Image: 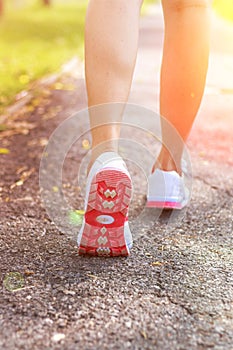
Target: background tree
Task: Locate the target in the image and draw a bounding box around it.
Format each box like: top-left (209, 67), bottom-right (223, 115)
top-left (43, 0), bottom-right (51, 6)
top-left (0, 0), bottom-right (3, 16)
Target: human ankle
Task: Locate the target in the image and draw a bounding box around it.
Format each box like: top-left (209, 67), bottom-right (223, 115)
top-left (153, 149), bottom-right (182, 175)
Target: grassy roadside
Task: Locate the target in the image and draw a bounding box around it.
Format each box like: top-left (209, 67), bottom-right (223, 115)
top-left (0, 1), bottom-right (86, 113)
top-left (0, 0), bottom-right (155, 114)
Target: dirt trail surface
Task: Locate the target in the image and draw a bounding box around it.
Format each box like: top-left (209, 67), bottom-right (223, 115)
top-left (0, 5), bottom-right (233, 350)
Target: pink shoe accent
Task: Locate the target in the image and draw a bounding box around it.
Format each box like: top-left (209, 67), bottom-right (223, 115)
top-left (146, 200), bottom-right (182, 209)
top-left (78, 168), bottom-right (132, 257)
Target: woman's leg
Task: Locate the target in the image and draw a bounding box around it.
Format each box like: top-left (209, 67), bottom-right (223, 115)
top-left (155, 0), bottom-right (211, 174)
top-left (85, 0), bottom-right (143, 170)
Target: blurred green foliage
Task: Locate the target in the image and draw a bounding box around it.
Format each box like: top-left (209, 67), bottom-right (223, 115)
top-left (213, 0), bottom-right (233, 21)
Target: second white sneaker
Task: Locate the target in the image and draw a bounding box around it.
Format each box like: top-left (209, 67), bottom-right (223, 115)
top-left (146, 169), bottom-right (189, 209)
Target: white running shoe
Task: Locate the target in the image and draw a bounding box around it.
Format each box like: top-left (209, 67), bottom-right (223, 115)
top-left (146, 169), bottom-right (189, 209)
top-left (77, 152), bottom-right (133, 257)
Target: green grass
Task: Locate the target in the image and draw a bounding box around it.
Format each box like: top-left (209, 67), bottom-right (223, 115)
top-left (0, 1), bottom-right (86, 112)
top-left (213, 0), bottom-right (233, 22)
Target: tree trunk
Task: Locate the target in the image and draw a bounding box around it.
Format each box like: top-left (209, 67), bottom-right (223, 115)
top-left (0, 0), bottom-right (3, 16)
top-left (43, 0), bottom-right (51, 6)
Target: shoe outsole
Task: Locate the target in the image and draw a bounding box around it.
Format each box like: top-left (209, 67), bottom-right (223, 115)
top-left (78, 168), bottom-right (132, 257)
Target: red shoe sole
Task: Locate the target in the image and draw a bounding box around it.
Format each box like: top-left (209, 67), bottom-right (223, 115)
top-left (78, 168), bottom-right (132, 257)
